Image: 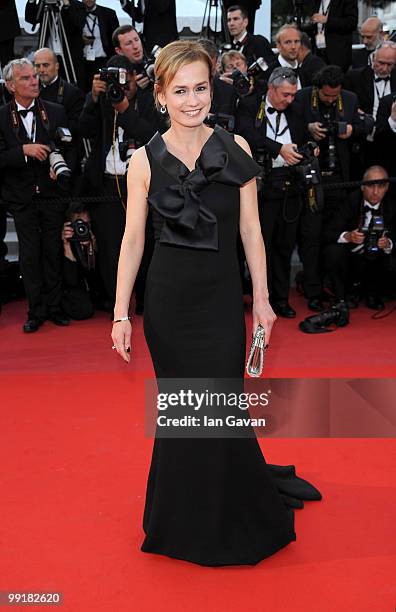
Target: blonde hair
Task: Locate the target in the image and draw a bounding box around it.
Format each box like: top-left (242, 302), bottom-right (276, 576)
top-left (220, 50), bottom-right (246, 72)
top-left (154, 40), bottom-right (213, 109)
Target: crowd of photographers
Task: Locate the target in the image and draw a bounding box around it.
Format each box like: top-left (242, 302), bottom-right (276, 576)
top-left (0, 2), bottom-right (396, 333)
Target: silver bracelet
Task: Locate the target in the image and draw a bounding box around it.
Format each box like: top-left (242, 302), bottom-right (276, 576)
top-left (112, 316), bottom-right (131, 323)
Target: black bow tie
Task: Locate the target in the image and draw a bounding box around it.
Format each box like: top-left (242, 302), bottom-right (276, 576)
top-left (375, 76), bottom-right (390, 83)
top-left (18, 107), bottom-right (35, 118)
top-left (232, 36), bottom-right (247, 50)
top-left (364, 204), bottom-right (379, 213)
top-left (267, 107), bottom-right (281, 115)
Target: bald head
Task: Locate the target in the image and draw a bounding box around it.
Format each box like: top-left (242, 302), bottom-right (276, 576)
top-left (360, 17), bottom-right (383, 51)
top-left (34, 48), bottom-right (59, 85)
top-left (372, 43), bottom-right (396, 78)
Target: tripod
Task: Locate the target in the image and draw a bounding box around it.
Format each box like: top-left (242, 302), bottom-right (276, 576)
top-left (36, 0), bottom-right (77, 85)
top-left (200, 0), bottom-right (230, 47)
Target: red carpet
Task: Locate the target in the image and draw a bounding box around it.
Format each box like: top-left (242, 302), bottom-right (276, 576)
top-left (1, 296), bottom-right (395, 611)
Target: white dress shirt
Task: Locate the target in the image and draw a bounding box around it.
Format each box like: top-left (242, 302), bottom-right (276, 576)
top-left (338, 200), bottom-right (392, 254)
top-left (278, 55), bottom-right (301, 90)
top-left (265, 97), bottom-right (292, 168)
top-left (83, 11), bottom-right (106, 60)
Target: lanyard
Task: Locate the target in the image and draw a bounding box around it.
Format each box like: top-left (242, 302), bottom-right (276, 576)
top-left (374, 80), bottom-right (388, 101)
top-left (85, 14), bottom-right (97, 41)
top-left (265, 110), bottom-right (288, 139)
top-left (28, 115), bottom-right (36, 143)
top-left (320, 0), bottom-right (331, 16)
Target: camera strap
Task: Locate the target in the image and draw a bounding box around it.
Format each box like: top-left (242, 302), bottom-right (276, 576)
top-left (85, 14), bottom-right (98, 43)
top-left (57, 79), bottom-right (65, 105)
top-left (10, 98), bottom-right (49, 144)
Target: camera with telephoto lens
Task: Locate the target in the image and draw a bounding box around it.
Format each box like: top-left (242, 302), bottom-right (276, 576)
top-left (360, 214), bottom-right (387, 259)
top-left (99, 66), bottom-right (128, 103)
top-left (231, 57), bottom-right (268, 97)
top-left (49, 127), bottom-right (72, 191)
top-left (299, 301), bottom-right (349, 333)
top-left (68, 219), bottom-right (91, 242)
top-left (134, 46), bottom-right (162, 83)
top-left (204, 113), bottom-right (235, 132)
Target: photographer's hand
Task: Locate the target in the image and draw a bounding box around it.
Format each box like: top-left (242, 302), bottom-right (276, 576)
top-left (338, 124), bottom-right (353, 140)
top-left (378, 235), bottom-right (391, 251)
top-left (49, 168), bottom-right (57, 181)
top-left (62, 223), bottom-right (76, 261)
top-left (219, 71), bottom-right (234, 86)
top-left (390, 101), bottom-right (396, 122)
top-left (22, 143), bottom-right (51, 161)
top-left (346, 229), bottom-right (365, 244)
top-left (280, 143), bottom-right (303, 165)
top-left (135, 73), bottom-right (150, 89)
top-left (92, 74), bottom-right (107, 103)
top-left (308, 122), bottom-right (327, 141)
top-left (311, 13), bottom-right (328, 24)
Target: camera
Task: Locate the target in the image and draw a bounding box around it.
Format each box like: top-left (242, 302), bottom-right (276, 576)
top-left (134, 46), bottom-right (162, 83)
top-left (68, 219), bottom-right (91, 242)
top-left (299, 301), bottom-right (349, 333)
top-left (358, 112), bottom-right (375, 135)
top-left (231, 57), bottom-right (268, 97)
top-left (325, 120), bottom-right (348, 136)
top-left (204, 113), bottom-right (235, 132)
top-left (294, 141), bottom-right (320, 185)
top-left (99, 66), bottom-right (128, 104)
top-left (49, 127), bottom-right (72, 191)
top-left (360, 214), bottom-right (386, 259)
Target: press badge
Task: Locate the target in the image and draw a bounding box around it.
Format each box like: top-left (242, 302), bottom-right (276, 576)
top-left (86, 46), bottom-right (96, 62)
top-left (315, 32), bottom-right (326, 49)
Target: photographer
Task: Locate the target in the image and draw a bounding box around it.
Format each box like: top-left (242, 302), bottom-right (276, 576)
top-left (197, 39), bottom-right (237, 119)
top-left (266, 25), bottom-right (307, 90)
top-left (61, 201), bottom-right (102, 319)
top-left (0, 58), bottom-right (76, 332)
top-left (352, 17), bottom-right (384, 69)
top-left (323, 166), bottom-right (396, 313)
top-left (220, 50), bottom-right (267, 98)
top-left (79, 54), bottom-right (160, 312)
top-left (295, 65), bottom-right (365, 308)
top-left (113, 25), bottom-right (152, 93)
top-left (226, 4), bottom-right (275, 66)
top-left (236, 67), bottom-right (312, 317)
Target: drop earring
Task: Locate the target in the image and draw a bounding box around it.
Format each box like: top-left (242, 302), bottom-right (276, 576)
top-left (160, 105), bottom-right (167, 114)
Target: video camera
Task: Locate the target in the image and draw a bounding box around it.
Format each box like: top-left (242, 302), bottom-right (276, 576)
top-left (204, 113), bottom-right (235, 132)
top-left (230, 57), bottom-right (268, 97)
top-left (49, 127), bottom-right (72, 191)
top-left (99, 67), bottom-right (128, 104)
top-left (134, 46), bottom-right (162, 83)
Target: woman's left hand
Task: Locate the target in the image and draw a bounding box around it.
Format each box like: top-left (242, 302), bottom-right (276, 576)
top-left (252, 300), bottom-right (277, 346)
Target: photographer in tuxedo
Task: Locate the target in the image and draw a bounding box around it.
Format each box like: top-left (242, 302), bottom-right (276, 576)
top-left (352, 17), bottom-right (384, 69)
top-left (266, 25), bottom-right (307, 90)
top-left (307, 0), bottom-right (358, 72)
top-left (79, 54), bottom-right (160, 312)
top-left (226, 4), bottom-right (275, 67)
top-left (344, 42), bottom-right (396, 168)
top-left (236, 67), bottom-right (311, 317)
top-left (0, 59), bottom-right (75, 332)
top-left (323, 165), bottom-right (396, 313)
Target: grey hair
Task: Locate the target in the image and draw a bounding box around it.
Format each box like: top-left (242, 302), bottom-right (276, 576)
top-left (268, 67), bottom-right (297, 88)
top-left (3, 58), bottom-right (34, 82)
top-left (34, 47), bottom-right (58, 62)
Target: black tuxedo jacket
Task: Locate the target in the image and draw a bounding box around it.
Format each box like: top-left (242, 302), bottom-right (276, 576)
top-left (0, 0), bottom-right (20, 42)
top-left (237, 32), bottom-right (275, 67)
top-left (374, 93), bottom-right (396, 176)
top-left (211, 77), bottom-right (237, 116)
top-left (300, 52), bottom-right (326, 86)
top-left (295, 86), bottom-right (363, 180)
top-left (351, 47), bottom-right (371, 69)
top-left (79, 88), bottom-right (162, 189)
top-left (343, 66), bottom-right (396, 114)
top-left (0, 99), bottom-right (75, 208)
top-left (39, 77), bottom-right (85, 137)
top-left (121, 0), bottom-right (178, 52)
top-left (323, 190), bottom-right (396, 247)
top-left (235, 90), bottom-right (309, 155)
top-left (308, 0), bottom-right (358, 72)
top-left (266, 58), bottom-right (309, 89)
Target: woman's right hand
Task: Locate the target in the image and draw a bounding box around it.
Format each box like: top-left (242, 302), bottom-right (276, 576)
top-left (111, 320), bottom-right (132, 363)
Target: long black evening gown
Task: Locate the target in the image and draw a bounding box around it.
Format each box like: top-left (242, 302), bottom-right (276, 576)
top-left (141, 125), bottom-right (321, 566)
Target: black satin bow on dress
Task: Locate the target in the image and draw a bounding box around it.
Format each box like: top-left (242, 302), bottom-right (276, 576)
top-left (146, 125), bottom-right (261, 251)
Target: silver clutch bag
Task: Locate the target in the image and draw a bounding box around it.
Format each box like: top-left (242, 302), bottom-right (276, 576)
top-left (246, 324), bottom-right (266, 377)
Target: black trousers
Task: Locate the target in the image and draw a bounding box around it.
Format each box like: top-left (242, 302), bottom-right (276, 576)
top-left (0, 39), bottom-right (15, 68)
top-left (258, 176), bottom-right (302, 302)
top-left (89, 176), bottom-right (127, 309)
top-left (0, 205), bottom-right (7, 259)
top-left (8, 198), bottom-right (66, 320)
top-left (62, 287), bottom-right (94, 320)
top-left (298, 176), bottom-right (346, 299)
top-left (323, 243), bottom-right (395, 299)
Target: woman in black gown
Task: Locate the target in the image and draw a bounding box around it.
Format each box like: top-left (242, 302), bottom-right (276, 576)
top-left (112, 41), bottom-right (321, 566)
